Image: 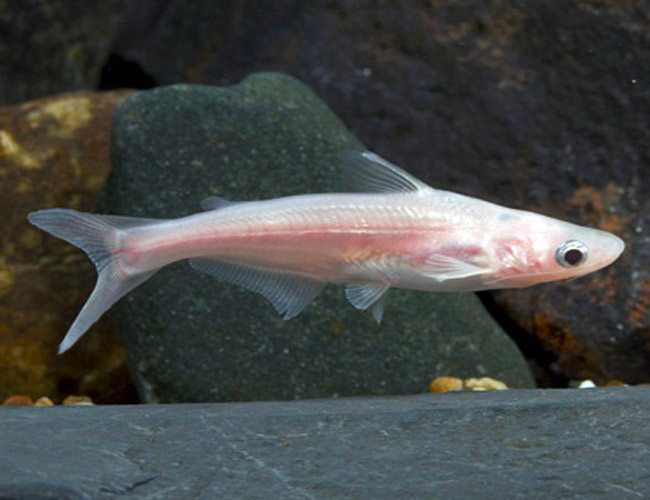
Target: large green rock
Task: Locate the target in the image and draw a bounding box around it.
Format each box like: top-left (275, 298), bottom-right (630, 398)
top-left (106, 72), bottom-right (534, 402)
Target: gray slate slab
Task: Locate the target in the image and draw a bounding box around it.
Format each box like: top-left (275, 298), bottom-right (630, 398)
top-left (2, 388), bottom-right (650, 499)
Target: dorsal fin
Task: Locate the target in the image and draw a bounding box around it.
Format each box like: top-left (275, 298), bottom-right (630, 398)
top-left (200, 196), bottom-right (239, 211)
top-left (341, 151), bottom-right (432, 193)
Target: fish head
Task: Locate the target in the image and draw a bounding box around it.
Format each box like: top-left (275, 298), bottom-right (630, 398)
top-left (486, 209), bottom-right (625, 288)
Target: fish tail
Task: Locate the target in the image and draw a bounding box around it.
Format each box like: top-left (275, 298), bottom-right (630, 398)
top-left (27, 208), bottom-right (158, 354)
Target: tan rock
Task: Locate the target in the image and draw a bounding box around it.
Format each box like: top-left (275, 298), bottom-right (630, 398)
top-left (603, 379), bottom-right (627, 387)
top-left (62, 395), bottom-right (94, 405)
top-left (464, 377), bottom-right (509, 391)
top-left (0, 90), bottom-right (139, 405)
top-left (34, 396), bottom-right (55, 406)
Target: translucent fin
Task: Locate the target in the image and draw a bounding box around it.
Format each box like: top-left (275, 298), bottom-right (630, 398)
top-left (57, 268), bottom-right (155, 354)
top-left (200, 196), bottom-right (239, 211)
top-left (27, 208), bottom-right (160, 353)
top-left (341, 150), bottom-right (432, 193)
top-left (345, 283), bottom-right (390, 323)
top-left (371, 293), bottom-right (387, 324)
top-left (189, 258), bottom-right (324, 319)
top-left (422, 253), bottom-right (488, 282)
top-left (100, 215), bottom-right (162, 229)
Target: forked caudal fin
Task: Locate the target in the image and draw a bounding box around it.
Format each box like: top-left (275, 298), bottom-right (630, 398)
top-left (27, 208), bottom-right (160, 354)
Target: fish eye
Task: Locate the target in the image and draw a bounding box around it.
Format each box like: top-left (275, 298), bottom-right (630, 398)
top-left (555, 240), bottom-right (588, 268)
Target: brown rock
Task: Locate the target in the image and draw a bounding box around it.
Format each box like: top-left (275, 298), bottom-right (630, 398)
top-left (3, 394), bottom-right (34, 406)
top-left (429, 376), bottom-right (464, 393)
top-left (0, 90), bottom-right (139, 405)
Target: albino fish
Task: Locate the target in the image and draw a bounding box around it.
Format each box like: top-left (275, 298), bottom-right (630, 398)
top-left (28, 151), bottom-right (625, 353)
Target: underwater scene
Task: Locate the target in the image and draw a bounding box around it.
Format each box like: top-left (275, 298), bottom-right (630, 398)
top-left (3, 0), bottom-right (646, 404)
top-left (1, 1), bottom-right (649, 497)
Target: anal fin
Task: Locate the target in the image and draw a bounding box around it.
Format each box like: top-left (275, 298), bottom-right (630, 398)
top-left (345, 283), bottom-right (389, 323)
top-left (189, 258), bottom-right (324, 319)
top-left (371, 293), bottom-right (387, 324)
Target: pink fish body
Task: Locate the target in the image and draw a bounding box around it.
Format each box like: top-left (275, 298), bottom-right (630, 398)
top-left (28, 151), bottom-right (625, 353)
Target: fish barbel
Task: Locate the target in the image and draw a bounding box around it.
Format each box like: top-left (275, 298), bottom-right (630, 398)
top-left (28, 151), bottom-right (625, 353)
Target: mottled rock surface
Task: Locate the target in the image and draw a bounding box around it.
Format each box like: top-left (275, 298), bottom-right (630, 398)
top-left (0, 90), bottom-right (137, 404)
top-left (0, 0), bottom-right (128, 105)
top-left (105, 72), bottom-right (534, 403)
top-left (2, 388), bottom-right (650, 498)
top-left (111, 0), bottom-right (649, 385)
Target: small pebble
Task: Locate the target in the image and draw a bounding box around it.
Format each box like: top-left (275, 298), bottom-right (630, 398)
top-left (603, 380), bottom-right (627, 387)
top-left (62, 395), bottom-right (94, 406)
top-left (429, 376), bottom-right (464, 393)
top-left (464, 377), bottom-right (509, 391)
top-left (3, 395), bottom-right (34, 406)
top-left (34, 396), bottom-right (55, 406)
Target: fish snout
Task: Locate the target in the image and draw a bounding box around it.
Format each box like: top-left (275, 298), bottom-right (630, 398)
top-left (585, 231), bottom-right (625, 272)
top-left (605, 233), bottom-right (625, 265)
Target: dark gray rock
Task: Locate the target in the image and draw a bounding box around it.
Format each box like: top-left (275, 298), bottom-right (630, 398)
top-left (112, 0), bottom-right (650, 385)
top-left (2, 388), bottom-right (650, 498)
top-left (0, 0), bottom-right (126, 105)
top-left (105, 72), bottom-right (534, 403)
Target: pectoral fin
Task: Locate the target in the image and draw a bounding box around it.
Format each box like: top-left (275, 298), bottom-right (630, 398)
top-left (422, 254), bottom-right (488, 282)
